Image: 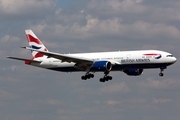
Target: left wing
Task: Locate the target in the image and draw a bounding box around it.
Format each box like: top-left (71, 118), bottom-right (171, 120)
top-left (23, 47), bottom-right (94, 64)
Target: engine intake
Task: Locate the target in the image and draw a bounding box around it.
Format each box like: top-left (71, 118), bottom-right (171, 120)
top-left (123, 69), bottom-right (143, 76)
top-left (93, 61), bottom-right (112, 71)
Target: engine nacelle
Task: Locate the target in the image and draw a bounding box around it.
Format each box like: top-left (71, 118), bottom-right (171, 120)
top-left (93, 61), bottom-right (112, 71)
top-left (123, 69), bottom-right (143, 76)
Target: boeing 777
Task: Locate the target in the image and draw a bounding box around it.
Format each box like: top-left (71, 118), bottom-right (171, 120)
top-left (7, 29), bottom-right (177, 82)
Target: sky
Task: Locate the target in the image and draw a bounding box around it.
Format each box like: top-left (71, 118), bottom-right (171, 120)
top-left (0, 0), bottom-right (180, 120)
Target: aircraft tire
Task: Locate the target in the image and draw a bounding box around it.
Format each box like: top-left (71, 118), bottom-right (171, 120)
top-left (105, 77), bottom-right (109, 81)
top-left (109, 76), bottom-right (112, 80)
top-left (159, 73), bottom-right (164, 77)
top-left (100, 78), bottom-right (105, 82)
top-left (86, 75), bottom-right (91, 79)
top-left (90, 74), bottom-right (94, 78)
top-left (81, 76), bottom-right (87, 80)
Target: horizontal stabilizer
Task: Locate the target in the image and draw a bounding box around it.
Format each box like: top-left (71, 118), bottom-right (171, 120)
top-left (7, 56), bottom-right (41, 63)
top-left (21, 46), bottom-right (28, 49)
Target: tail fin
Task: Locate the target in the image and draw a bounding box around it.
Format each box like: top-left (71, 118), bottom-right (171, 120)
top-left (25, 29), bottom-right (48, 59)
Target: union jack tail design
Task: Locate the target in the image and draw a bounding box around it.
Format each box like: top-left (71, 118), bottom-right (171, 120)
top-left (25, 29), bottom-right (48, 59)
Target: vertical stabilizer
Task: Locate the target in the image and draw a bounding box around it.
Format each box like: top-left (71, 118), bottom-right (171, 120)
top-left (25, 29), bottom-right (48, 59)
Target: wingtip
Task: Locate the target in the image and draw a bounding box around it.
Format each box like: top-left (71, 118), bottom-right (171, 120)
top-left (6, 56), bottom-right (14, 59)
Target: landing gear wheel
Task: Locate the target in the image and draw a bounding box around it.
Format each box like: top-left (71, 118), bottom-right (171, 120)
top-left (99, 76), bottom-right (112, 82)
top-left (81, 73), bottom-right (94, 80)
top-left (159, 73), bottom-right (164, 77)
top-left (99, 78), bottom-right (105, 82)
top-left (99, 71), bottom-right (113, 82)
top-left (86, 74), bottom-right (91, 79)
top-left (105, 77), bottom-right (109, 81)
top-left (81, 76), bottom-right (87, 80)
top-left (90, 74), bottom-right (94, 78)
top-left (108, 76), bottom-right (112, 80)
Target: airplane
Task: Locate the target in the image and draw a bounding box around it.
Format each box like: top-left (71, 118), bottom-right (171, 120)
top-left (7, 29), bottom-right (177, 82)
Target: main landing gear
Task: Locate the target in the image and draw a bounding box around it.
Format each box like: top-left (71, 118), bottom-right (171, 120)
top-left (81, 66), bottom-right (94, 80)
top-left (159, 67), bottom-right (166, 77)
top-left (99, 71), bottom-right (112, 82)
top-left (81, 73), bottom-right (94, 80)
top-left (81, 71), bottom-right (113, 82)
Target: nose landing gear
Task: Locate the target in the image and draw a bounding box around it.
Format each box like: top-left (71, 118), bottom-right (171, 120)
top-left (159, 67), bottom-right (166, 77)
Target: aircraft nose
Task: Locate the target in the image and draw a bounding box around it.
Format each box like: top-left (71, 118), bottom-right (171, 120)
top-left (173, 57), bottom-right (177, 63)
top-left (170, 57), bottom-right (177, 64)
top-left (166, 56), bottom-right (177, 64)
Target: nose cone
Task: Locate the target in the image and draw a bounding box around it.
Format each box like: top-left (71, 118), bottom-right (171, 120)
top-left (169, 57), bottom-right (177, 64)
top-left (166, 56), bottom-right (177, 64)
top-left (173, 57), bottom-right (177, 63)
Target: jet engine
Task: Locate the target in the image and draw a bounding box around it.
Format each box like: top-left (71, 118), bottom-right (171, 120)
top-left (93, 61), bottom-right (112, 71)
top-left (123, 69), bottom-right (143, 76)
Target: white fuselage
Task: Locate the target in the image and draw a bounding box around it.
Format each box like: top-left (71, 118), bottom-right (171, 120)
top-left (30, 50), bottom-right (177, 72)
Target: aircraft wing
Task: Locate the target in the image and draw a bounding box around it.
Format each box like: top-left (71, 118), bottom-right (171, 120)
top-left (24, 47), bottom-right (94, 64)
top-left (7, 56), bottom-right (41, 63)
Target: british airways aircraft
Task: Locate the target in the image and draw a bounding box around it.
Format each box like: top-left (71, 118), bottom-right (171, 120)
top-left (7, 29), bottom-right (177, 82)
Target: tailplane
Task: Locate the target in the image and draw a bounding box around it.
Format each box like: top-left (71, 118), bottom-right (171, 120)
top-left (25, 29), bottom-right (48, 59)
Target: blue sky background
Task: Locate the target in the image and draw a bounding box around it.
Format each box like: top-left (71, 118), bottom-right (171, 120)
top-left (0, 0), bottom-right (180, 120)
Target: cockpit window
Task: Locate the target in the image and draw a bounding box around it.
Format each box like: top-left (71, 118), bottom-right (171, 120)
top-left (166, 55), bottom-right (173, 57)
